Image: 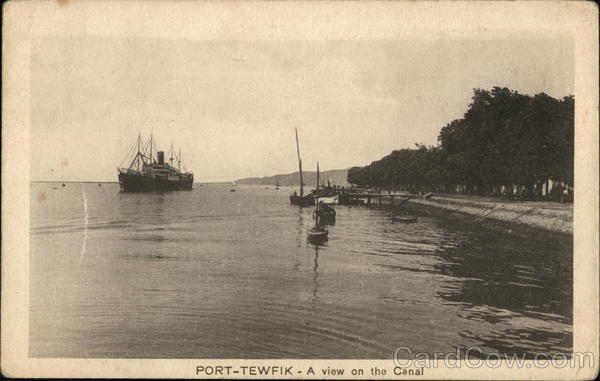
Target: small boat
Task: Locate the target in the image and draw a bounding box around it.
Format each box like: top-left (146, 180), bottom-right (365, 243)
top-left (307, 225), bottom-right (328, 242)
top-left (393, 216), bottom-right (417, 223)
top-left (230, 188), bottom-right (236, 192)
top-left (62, 183), bottom-right (66, 187)
top-left (311, 163), bottom-right (336, 225)
top-left (52, 186), bottom-right (58, 189)
top-left (275, 179), bottom-right (280, 190)
top-left (290, 192), bottom-right (314, 206)
top-left (308, 161), bottom-right (331, 242)
top-left (318, 196), bottom-right (338, 204)
top-left (98, 183), bottom-right (102, 186)
top-left (314, 202), bottom-right (336, 225)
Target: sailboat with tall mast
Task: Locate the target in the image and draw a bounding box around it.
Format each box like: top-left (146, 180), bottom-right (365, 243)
top-left (117, 133), bottom-right (193, 192)
top-left (307, 161), bottom-right (329, 242)
top-left (290, 128), bottom-right (315, 206)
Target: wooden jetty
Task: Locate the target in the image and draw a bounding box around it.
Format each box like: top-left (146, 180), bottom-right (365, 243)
top-left (343, 192), bottom-right (427, 206)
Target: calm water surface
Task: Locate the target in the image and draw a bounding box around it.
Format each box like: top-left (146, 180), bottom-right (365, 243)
top-left (30, 183), bottom-right (572, 358)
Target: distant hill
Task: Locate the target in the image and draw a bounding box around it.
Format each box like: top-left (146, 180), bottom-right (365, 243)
top-left (236, 169), bottom-right (349, 186)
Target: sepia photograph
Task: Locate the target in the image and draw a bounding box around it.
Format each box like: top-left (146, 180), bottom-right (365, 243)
top-left (2, 0), bottom-right (598, 379)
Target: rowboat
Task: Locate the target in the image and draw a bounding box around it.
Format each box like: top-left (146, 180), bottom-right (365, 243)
top-left (393, 216), bottom-right (417, 223)
top-left (318, 196), bottom-right (338, 204)
top-left (307, 225), bottom-right (329, 242)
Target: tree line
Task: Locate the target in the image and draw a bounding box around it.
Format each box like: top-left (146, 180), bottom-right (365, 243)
top-left (347, 87), bottom-right (574, 202)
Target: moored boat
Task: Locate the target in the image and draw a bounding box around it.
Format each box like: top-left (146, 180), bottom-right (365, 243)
top-left (393, 216), bottom-right (417, 223)
top-left (307, 225), bottom-right (329, 242)
top-left (314, 201), bottom-right (336, 225)
top-left (318, 196), bottom-right (338, 204)
top-left (308, 161), bottom-right (331, 242)
top-left (312, 163), bottom-right (336, 225)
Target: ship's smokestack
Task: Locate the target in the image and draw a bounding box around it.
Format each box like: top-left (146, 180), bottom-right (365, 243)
top-left (157, 151), bottom-right (165, 165)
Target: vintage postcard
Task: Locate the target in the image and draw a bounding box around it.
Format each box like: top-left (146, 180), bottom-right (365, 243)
top-left (2, 0), bottom-right (598, 379)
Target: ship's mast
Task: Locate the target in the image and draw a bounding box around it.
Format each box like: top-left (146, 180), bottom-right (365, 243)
top-left (178, 148), bottom-right (181, 171)
top-left (150, 132), bottom-right (153, 164)
top-left (315, 161), bottom-right (320, 224)
top-left (169, 143), bottom-right (174, 167)
top-left (137, 132), bottom-right (141, 171)
top-left (295, 128), bottom-right (304, 197)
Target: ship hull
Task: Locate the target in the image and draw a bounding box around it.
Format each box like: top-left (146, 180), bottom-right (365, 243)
top-left (118, 172), bottom-right (193, 192)
top-left (290, 194), bottom-right (315, 206)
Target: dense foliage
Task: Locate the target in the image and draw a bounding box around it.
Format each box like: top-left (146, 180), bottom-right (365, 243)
top-left (347, 87), bottom-right (574, 201)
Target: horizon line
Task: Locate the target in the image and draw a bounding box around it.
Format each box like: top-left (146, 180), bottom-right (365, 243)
top-left (31, 167), bottom-right (350, 184)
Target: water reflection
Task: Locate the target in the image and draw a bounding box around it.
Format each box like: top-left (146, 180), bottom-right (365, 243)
top-left (293, 207), bottom-right (305, 271)
top-left (430, 223), bottom-right (573, 356)
top-left (312, 244), bottom-right (320, 303)
top-left (434, 230), bottom-right (572, 321)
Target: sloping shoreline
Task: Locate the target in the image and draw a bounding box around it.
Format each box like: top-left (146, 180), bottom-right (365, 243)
top-left (405, 194), bottom-right (572, 239)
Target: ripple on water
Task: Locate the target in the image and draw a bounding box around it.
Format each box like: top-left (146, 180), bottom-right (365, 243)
top-left (29, 183), bottom-right (573, 358)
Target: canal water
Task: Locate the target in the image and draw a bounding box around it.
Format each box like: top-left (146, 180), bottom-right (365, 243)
top-left (30, 182), bottom-right (572, 358)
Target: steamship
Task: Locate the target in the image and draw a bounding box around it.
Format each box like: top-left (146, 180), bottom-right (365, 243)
top-left (117, 134), bottom-right (193, 192)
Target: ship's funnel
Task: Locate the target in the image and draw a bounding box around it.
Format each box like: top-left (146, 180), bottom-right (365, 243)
top-left (157, 151), bottom-right (165, 165)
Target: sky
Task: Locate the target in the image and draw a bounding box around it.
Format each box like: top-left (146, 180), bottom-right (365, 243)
top-left (30, 37), bottom-right (573, 182)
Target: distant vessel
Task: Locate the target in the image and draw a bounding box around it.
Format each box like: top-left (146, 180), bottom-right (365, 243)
top-left (275, 178), bottom-right (280, 190)
top-left (290, 128), bottom-right (315, 206)
top-left (117, 133), bottom-right (193, 192)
